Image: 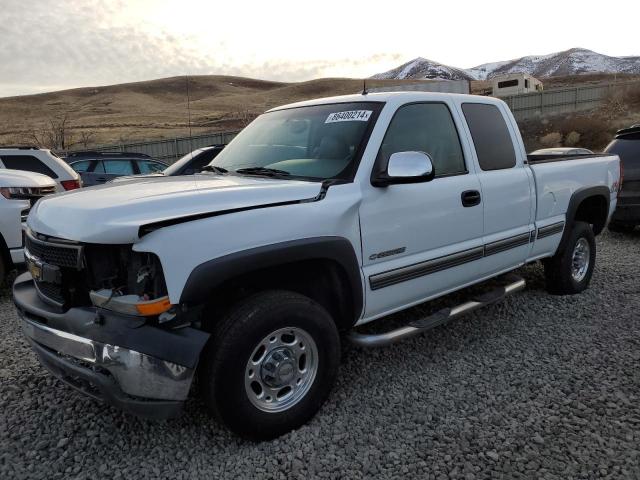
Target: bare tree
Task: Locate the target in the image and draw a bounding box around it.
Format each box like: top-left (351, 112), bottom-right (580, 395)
top-left (235, 108), bottom-right (258, 128)
top-left (77, 130), bottom-right (96, 149)
top-left (30, 111), bottom-right (74, 150)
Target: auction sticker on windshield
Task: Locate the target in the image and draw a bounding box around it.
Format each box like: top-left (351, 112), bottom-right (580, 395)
top-left (325, 110), bottom-right (372, 123)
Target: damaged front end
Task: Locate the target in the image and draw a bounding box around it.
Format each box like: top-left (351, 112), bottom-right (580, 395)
top-left (15, 229), bottom-right (209, 418)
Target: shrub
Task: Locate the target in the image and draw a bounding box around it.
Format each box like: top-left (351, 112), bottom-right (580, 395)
top-left (540, 132), bottom-right (562, 147)
top-left (564, 131), bottom-right (581, 147)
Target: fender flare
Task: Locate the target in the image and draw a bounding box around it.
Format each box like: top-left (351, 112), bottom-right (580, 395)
top-left (179, 236), bottom-right (364, 322)
top-left (559, 185), bottom-right (610, 252)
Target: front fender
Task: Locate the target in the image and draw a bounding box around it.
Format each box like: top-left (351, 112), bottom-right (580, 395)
top-left (179, 236), bottom-right (364, 321)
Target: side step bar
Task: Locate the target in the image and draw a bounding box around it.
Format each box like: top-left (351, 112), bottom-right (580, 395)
top-left (347, 273), bottom-right (526, 348)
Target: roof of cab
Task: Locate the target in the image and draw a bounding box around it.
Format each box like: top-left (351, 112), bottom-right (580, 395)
top-left (267, 91), bottom-right (505, 113)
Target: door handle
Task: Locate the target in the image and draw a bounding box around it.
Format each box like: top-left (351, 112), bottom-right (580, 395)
top-left (461, 190), bottom-right (481, 207)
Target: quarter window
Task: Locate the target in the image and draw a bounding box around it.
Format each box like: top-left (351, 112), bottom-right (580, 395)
top-left (0, 155), bottom-right (58, 178)
top-left (462, 103), bottom-right (517, 171)
top-left (137, 160), bottom-right (165, 174)
top-left (377, 103), bottom-right (466, 177)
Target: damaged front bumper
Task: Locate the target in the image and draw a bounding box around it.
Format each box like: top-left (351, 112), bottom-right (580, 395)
top-left (13, 272), bottom-right (209, 419)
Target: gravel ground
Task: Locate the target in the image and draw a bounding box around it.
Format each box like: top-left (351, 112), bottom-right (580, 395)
top-left (1, 230), bottom-right (639, 479)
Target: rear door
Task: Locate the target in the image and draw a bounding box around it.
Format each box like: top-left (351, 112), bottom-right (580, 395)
top-left (92, 160), bottom-right (135, 184)
top-left (359, 101), bottom-right (485, 319)
top-left (459, 102), bottom-right (534, 275)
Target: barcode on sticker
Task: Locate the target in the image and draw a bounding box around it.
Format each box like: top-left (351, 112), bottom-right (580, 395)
top-left (325, 110), bottom-right (372, 123)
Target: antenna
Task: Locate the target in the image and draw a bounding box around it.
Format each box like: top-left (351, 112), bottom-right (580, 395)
top-left (362, 79), bottom-right (368, 95)
top-left (185, 75), bottom-right (194, 156)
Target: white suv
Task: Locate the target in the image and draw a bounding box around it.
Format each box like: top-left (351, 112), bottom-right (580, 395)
top-left (0, 147), bottom-right (81, 191)
top-left (0, 169), bottom-right (56, 278)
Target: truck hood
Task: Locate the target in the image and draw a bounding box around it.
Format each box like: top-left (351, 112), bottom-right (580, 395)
top-left (28, 174), bottom-right (322, 243)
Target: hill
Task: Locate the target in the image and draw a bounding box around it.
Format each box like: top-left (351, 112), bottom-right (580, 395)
top-left (0, 76), bottom-right (431, 147)
top-left (371, 57), bottom-right (474, 81)
top-left (373, 48), bottom-right (640, 81)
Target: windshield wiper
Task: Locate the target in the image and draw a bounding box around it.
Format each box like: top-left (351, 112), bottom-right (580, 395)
top-left (200, 165), bottom-right (228, 174)
top-left (234, 167), bottom-right (291, 177)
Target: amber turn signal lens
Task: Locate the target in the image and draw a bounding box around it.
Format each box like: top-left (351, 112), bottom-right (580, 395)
top-left (135, 297), bottom-right (172, 316)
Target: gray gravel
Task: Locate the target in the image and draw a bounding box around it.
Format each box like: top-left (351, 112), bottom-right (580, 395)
top-left (1, 230), bottom-right (640, 479)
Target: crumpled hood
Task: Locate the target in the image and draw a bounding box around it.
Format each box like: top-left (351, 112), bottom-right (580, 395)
top-left (28, 174), bottom-right (322, 243)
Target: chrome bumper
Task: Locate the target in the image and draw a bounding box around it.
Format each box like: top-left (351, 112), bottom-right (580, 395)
top-left (22, 317), bottom-right (194, 402)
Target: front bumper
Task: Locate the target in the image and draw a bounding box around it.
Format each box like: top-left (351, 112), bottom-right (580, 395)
top-left (13, 272), bottom-right (209, 419)
top-left (10, 247), bottom-right (24, 266)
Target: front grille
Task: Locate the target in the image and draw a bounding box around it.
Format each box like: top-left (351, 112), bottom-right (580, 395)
top-left (25, 234), bottom-right (82, 269)
top-left (34, 281), bottom-right (65, 305)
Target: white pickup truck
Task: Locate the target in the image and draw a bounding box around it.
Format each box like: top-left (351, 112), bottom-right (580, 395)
top-left (13, 92), bottom-right (620, 439)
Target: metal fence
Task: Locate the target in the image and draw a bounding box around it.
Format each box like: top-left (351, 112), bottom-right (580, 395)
top-left (68, 130), bottom-right (240, 163)
top-left (502, 80), bottom-right (640, 121)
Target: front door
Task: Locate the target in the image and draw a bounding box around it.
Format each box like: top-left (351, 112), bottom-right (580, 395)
top-left (359, 102), bottom-right (485, 320)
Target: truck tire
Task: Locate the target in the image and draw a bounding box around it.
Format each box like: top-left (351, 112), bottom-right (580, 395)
top-left (543, 221), bottom-right (596, 295)
top-left (199, 290), bottom-right (340, 440)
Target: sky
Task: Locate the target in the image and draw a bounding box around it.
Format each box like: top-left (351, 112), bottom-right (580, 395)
top-left (1, 0), bottom-right (639, 97)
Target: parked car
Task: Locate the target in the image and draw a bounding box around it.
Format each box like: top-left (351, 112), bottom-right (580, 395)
top-left (530, 147), bottom-right (594, 155)
top-left (0, 146), bottom-right (81, 191)
top-left (604, 125), bottom-right (640, 232)
top-left (67, 152), bottom-right (168, 186)
top-left (0, 169), bottom-right (56, 280)
top-left (14, 92), bottom-right (620, 440)
top-left (111, 145), bottom-right (225, 182)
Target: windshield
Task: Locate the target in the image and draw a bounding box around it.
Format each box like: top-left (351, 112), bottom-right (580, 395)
top-left (164, 149), bottom-right (204, 176)
top-left (209, 102), bottom-right (382, 181)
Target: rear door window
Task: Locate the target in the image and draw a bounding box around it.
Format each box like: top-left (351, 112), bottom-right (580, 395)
top-left (0, 155), bottom-right (59, 178)
top-left (70, 160), bottom-right (92, 172)
top-left (103, 160), bottom-right (134, 175)
top-left (462, 103), bottom-right (517, 171)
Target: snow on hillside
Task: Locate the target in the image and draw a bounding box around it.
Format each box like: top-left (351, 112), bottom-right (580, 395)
top-left (373, 48), bottom-right (640, 81)
top-left (371, 57), bottom-right (474, 81)
top-left (469, 48), bottom-right (640, 80)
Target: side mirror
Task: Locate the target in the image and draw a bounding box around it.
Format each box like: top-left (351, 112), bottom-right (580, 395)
top-left (373, 151), bottom-right (435, 187)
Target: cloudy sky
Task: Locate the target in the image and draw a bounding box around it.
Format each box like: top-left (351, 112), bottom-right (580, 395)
top-left (1, 0), bottom-right (638, 97)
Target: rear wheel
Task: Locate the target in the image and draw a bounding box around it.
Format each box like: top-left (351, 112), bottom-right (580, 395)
top-left (199, 290), bottom-right (340, 440)
top-left (543, 221), bottom-right (596, 295)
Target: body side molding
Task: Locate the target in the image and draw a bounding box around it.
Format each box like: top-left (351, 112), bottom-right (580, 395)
top-left (369, 230), bottom-right (539, 290)
top-left (536, 221), bottom-right (565, 239)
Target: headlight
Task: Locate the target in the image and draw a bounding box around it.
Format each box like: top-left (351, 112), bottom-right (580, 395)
top-left (89, 290), bottom-right (172, 316)
top-left (1, 186), bottom-right (50, 199)
top-left (85, 247), bottom-right (170, 316)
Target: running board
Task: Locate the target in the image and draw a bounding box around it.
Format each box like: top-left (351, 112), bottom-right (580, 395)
top-left (347, 273), bottom-right (526, 348)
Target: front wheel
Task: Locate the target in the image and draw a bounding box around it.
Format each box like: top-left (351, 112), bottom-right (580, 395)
top-left (199, 290), bottom-right (340, 440)
top-left (543, 221), bottom-right (596, 295)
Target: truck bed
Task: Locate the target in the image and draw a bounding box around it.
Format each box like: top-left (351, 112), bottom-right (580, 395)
top-left (527, 153), bottom-right (612, 164)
